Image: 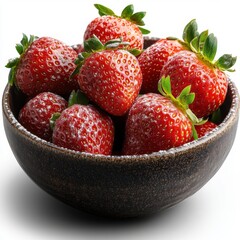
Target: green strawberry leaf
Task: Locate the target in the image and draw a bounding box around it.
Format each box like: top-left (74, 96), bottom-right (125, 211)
top-left (198, 30), bottom-right (208, 51)
top-left (178, 85), bottom-right (191, 97)
top-left (71, 51), bottom-right (91, 78)
top-left (94, 4), bottom-right (116, 16)
top-left (138, 27), bottom-right (150, 34)
top-left (158, 76), bottom-right (172, 97)
top-left (184, 93), bottom-right (195, 105)
top-left (203, 33), bottom-right (217, 62)
top-left (166, 36), bottom-right (178, 40)
top-left (94, 4), bottom-right (150, 34)
top-left (189, 36), bottom-right (199, 53)
top-left (72, 36), bottom-right (136, 78)
top-left (130, 11), bottom-right (146, 26)
top-left (181, 19), bottom-right (236, 72)
top-left (182, 19), bottom-right (199, 45)
top-left (70, 64), bottom-right (81, 78)
top-left (20, 33), bottom-right (28, 47)
top-left (186, 109), bottom-right (207, 140)
top-left (177, 85), bottom-right (195, 107)
top-left (68, 90), bottom-right (89, 107)
top-left (84, 35), bottom-right (104, 52)
top-left (215, 54), bottom-right (237, 71)
top-left (19, 34), bottom-right (37, 53)
top-left (5, 33), bottom-right (37, 86)
top-left (7, 68), bottom-right (16, 86)
top-left (71, 52), bottom-right (91, 78)
top-left (128, 48), bottom-right (142, 56)
top-left (121, 4), bottom-right (134, 19)
top-left (105, 38), bottom-right (130, 49)
top-left (50, 112), bottom-right (61, 130)
top-left (5, 58), bottom-right (19, 68)
top-left (15, 44), bottom-right (24, 55)
top-left (192, 125), bottom-right (199, 140)
top-left (210, 108), bottom-right (222, 124)
top-left (158, 76), bottom-right (208, 140)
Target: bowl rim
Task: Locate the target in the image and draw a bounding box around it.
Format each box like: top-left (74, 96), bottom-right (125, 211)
top-left (2, 79), bottom-right (239, 164)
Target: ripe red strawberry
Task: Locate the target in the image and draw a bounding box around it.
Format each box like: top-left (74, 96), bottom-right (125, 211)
top-left (161, 50), bottom-right (231, 118)
top-left (73, 36), bottom-right (142, 116)
top-left (83, 4), bottom-right (150, 51)
top-left (18, 92), bottom-right (67, 141)
top-left (123, 76), bottom-right (203, 155)
top-left (160, 20), bottom-right (236, 118)
top-left (138, 39), bottom-right (186, 93)
top-left (194, 121), bottom-right (217, 139)
top-left (6, 34), bottom-right (78, 96)
top-left (52, 101), bottom-right (114, 155)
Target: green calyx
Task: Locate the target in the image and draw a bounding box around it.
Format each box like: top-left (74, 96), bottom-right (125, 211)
top-left (94, 4), bottom-right (150, 34)
top-left (84, 35), bottom-right (130, 52)
top-left (5, 33), bottom-right (38, 86)
top-left (68, 90), bottom-right (89, 107)
top-left (158, 76), bottom-right (207, 140)
top-left (50, 112), bottom-right (61, 130)
top-left (71, 35), bottom-right (141, 78)
top-left (180, 19), bottom-right (237, 71)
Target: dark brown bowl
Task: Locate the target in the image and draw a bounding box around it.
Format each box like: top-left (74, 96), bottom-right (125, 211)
top-left (2, 40), bottom-right (239, 218)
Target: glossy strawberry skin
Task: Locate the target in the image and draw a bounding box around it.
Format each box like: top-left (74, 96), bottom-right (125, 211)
top-left (194, 121), bottom-right (217, 139)
top-left (77, 49), bottom-right (142, 116)
top-left (84, 15), bottom-right (143, 50)
top-left (123, 93), bottom-right (192, 155)
top-left (160, 50), bottom-right (228, 118)
top-left (18, 92), bottom-right (67, 141)
top-left (16, 37), bottom-right (78, 96)
top-left (52, 104), bottom-right (114, 155)
top-left (138, 39), bottom-right (185, 93)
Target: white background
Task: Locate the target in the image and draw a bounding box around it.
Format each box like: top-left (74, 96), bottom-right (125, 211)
top-left (0, 0), bottom-right (240, 239)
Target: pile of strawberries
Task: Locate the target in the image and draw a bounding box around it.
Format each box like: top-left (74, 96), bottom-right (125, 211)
top-left (6, 4), bottom-right (236, 156)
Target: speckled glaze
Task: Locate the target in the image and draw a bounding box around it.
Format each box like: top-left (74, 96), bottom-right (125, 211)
top-left (2, 38), bottom-right (239, 218)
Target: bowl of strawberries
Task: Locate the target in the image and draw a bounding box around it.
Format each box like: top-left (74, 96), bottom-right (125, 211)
top-left (2, 4), bottom-right (239, 218)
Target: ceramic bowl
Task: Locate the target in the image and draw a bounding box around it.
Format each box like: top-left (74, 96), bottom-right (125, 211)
top-left (2, 39), bottom-right (239, 218)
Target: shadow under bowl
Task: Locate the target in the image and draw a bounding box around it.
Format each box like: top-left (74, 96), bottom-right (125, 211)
top-left (2, 42), bottom-right (239, 218)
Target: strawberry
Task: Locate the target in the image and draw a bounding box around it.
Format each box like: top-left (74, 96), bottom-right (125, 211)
top-left (194, 121), bottom-right (217, 139)
top-left (18, 92), bottom-right (67, 141)
top-left (72, 36), bottom-right (143, 116)
top-left (51, 91), bottom-right (114, 155)
top-left (160, 19), bottom-right (236, 118)
top-left (6, 34), bottom-right (78, 96)
top-left (83, 4), bottom-right (150, 51)
top-left (138, 39), bottom-right (186, 93)
top-left (123, 76), bottom-right (204, 155)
